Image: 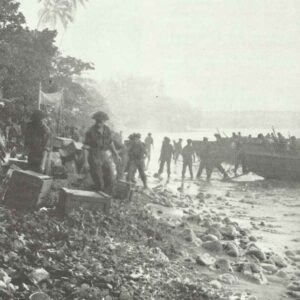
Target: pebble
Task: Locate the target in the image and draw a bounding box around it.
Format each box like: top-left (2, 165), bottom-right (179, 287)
top-left (276, 270), bottom-right (288, 278)
top-left (31, 268), bottom-right (50, 283)
top-left (202, 240), bottom-right (223, 252)
top-left (287, 282), bottom-right (300, 292)
top-left (182, 228), bottom-right (201, 246)
top-left (220, 225), bottom-right (239, 240)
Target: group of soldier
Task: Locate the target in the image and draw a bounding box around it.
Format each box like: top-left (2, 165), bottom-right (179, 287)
top-left (1, 108), bottom-right (299, 195)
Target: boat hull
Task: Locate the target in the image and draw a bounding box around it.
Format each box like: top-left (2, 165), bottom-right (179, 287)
top-left (245, 152), bottom-right (300, 181)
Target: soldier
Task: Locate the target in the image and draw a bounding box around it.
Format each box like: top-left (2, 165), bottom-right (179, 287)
top-left (157, 137), bottom-right (174, 178)
top-left (196, 137), bottom-right (210, 179)
top-left (82, 111), bottom-right (120, 193)
top-left (182, 139), bottom-right (195, 179)
top-left (233, 134), bottom-right (247, 176)
top-left (24, 110), bottom-right (51, 173)
top-left (144, 133), bottom-right (154, 167)
top-left (127, 133), bottom-right (148, 188)
top-left (173, 138), bottom-right (183, 164)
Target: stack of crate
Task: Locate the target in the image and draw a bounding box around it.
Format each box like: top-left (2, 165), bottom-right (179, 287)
top-left (58, 188), bottom-right (111, 214)
top-left (3, 170), bottom-right (53, 210)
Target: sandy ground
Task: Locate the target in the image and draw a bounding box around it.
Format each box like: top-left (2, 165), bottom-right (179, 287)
top-left (142, 154), bottom-right (300, 300)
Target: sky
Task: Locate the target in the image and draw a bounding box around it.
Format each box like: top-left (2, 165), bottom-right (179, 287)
top-left (20, 0), bottom-right (300, 111)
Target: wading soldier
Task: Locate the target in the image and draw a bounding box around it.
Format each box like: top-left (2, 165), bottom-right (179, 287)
top-left (144, 133), bottom-right (154, 168)
top-left (83, 111), bottom-right (120, 193)
top-left (127, 133), bottom-right (148, 188)
top-left (196, 137), bottom-right (210, 179)
top-left (182, 139), bottom-right (195, 179)
top-left (157, 137), bottom-right (174, 178)
top-left (173, 138), bottom-right (182, 164)
top-left (24, 110), bottom-right (51, 173)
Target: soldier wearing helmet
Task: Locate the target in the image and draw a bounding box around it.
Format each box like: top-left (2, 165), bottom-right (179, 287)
top-left (24, 109), bottom-right (51, 173)
top-left (82, 111), bottom-right (120, 193)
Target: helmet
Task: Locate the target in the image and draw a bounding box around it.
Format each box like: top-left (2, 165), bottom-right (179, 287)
top-left (92, 111), bottom-right (109, 122)
top-left (31, 110), bottom-right (46, 121)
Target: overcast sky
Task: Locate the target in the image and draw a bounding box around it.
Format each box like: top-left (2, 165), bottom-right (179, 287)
top-left (20, 0), bottom-right (300, 111)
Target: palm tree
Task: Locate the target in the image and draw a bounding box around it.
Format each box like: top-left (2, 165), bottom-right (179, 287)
top-left (37, 0), bottom-right (88, 30)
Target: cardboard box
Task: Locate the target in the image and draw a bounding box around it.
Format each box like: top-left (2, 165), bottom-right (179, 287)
top-left (113, 180), bottom-right (134, 200)
top-left (58, 188), bottom-right (111, 214)
top-left (3, 170), bottom-right (53, 210)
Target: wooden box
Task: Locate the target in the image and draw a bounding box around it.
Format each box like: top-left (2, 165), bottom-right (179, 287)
top-left (59, 141), bottom-right (83, 158)
top-left (3, 170), bottom-right (53, 210)
top-left (8, 158), bottom-right (28, 170)
top-left (58, 188), bottom-right (111, 214)
top-left (53, 137), bottom-right (73, 149)
top-left (113, 180), bottom-right (134, 200)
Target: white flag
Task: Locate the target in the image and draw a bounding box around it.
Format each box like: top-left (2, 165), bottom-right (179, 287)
top-left (39, 90), bottom-right (63, 109)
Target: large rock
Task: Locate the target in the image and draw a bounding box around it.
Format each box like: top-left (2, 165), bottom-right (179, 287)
top-left (270, 254), bottom-right (288, 268)
top-left (246, 246), bottom-right (266, 262)
top-left (220, 225), bottom-right (239, 240)
top-left (224, 241), bottom-right (240, 257)
top-left (215, 258), bottom-right (233, 273)
top-left (206, 227), bottom-right (223, 240)
top-left (196, 253), bottom-right (216, 266)
top-left (202, 240), bottom-right (223, 253)
top-left (182, 228), bottom-right (202, 246)
top-left (201, 234), bottom-right (219, 242)
top-left (209, 280), bottom-right (222, 289)
top-left (261, 263), bottom-right (278, 274)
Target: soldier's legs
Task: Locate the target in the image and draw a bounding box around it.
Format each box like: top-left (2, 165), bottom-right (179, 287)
top-left (158, 160), bottom-right (166, 174)
top-left (217, 164), bottom-right (229, 178)
top-left (166, 159), bottom-right (171, 176)
top-left (136, 160), bottom-right (147, 188)
top-left (182, 161), bottom-right (187, 178)
top-left (188, 161), bottom-right (193, 179)
top-left (197, 160), bottom-right (205, 178)
top-left (89, 162), bottom-right (105, 191)
top-left (127, 160), bottom-right (137, 183)
top-left (102, 158), bottom-right (115, 194)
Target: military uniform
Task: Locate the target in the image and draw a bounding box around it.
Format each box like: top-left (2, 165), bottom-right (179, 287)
top-left (83, 124), bottom-right (115, 193)
top-left (158, 139), bottom-right (174, 176)
top-left (196, 138), bottom-right (210, 178)
top-left (127, 137), bottom-right (147, 187)
top-left (182, 142), bottom-right (194, 179)
top-left (24, 121), bottom-right (51, 173)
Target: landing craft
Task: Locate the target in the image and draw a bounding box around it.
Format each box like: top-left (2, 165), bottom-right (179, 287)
top-left (193, 137), bottom-right (300, 182)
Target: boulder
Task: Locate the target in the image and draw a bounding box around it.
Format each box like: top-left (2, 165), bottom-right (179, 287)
top-left (206, 227), bottom-right (223, 240)
top-left (182, 228), bottom-right (201, 246)
top-left (246, 247), bottom-right (266, 262)
top-left (202, 240), bottom-right (223, 253)
top-left (215, 258), bottom-right (233, 273)
top-left (220, 225), bottom-right (239, 240)
top-left (261, 263), bottom-right (278, 274)
top-left (270, 254), bottom-right (288, 268)
top-left (224, 241), bottom-right (239, 257)
top-left (201, 234), bottom-right (219, 242)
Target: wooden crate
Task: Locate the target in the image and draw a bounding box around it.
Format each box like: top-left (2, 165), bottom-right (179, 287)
top-left (3, 170), bottom-right (53, 210)
top-left (113, 180), bottom-right (134, 200)
top-left (53, 137), bottom-right (73, 149)
top-left (8, 158), bottom-right (28, 170)
top-left (59, 141), bottom-right (83, 158)
top-left (58, 188), bottom-right (111, 214)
